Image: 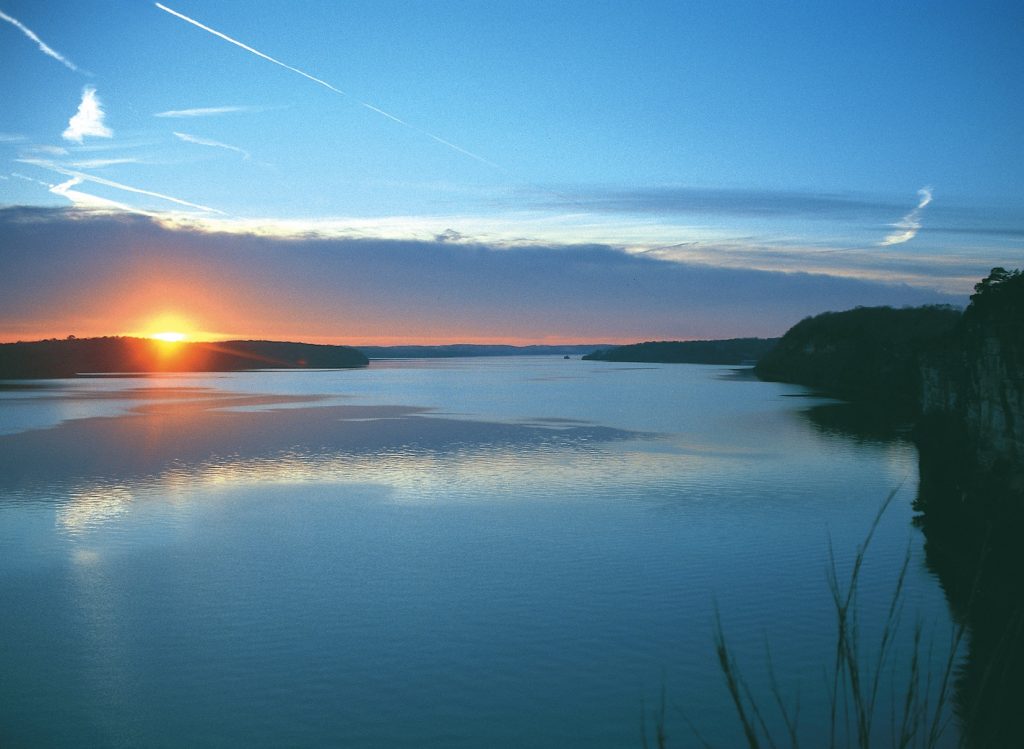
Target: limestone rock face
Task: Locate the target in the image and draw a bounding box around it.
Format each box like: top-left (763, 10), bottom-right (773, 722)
top-left (958, 334), bottom-right (1023, 467)
top-left (920, 269), bottom-right (1024, 471)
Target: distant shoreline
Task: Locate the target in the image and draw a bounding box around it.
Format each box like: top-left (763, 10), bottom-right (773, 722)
top-left (0, 337), bottom-right (368, 379)
top-left (0, 336), bottom-right (801, 379)
top-left (582, 338), bottom-right (779, 365)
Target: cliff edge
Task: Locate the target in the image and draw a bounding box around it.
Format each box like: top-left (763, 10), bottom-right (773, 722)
top-left (919, 268), bottom-right (1024, 470)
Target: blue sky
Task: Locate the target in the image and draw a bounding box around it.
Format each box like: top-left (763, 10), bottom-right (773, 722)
top-left (1, 1), bottom-right (1021, 343)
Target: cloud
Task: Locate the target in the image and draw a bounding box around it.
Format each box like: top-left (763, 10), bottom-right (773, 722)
top-left (173, 131), bottom-right (250, 160)
top-left (0, 133), bottom-right (28, 143)
top-left (435, 228), bottom-right (467, 243)
top-left (537, 186), bottom-right (902, 219)
top-left (120, 205), bottom-right (1008, 296)
top-left (0, 9), bottom-right (79, 72)
top-left (880, 187), bottom-right (933, 246)
top-left (0, 207), bottom-right (964, 344)
top-left (154, 105), bottom-right (262, 118)
top-left (62, 87), bottom-right (113, 143)
top-left (154, 3), bottom-right (502, 171)
top-left (25, 145), bottom-right (69, 156)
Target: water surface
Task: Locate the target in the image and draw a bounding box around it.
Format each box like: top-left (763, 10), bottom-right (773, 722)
top-left (0, 358), bottom-right (957, 746)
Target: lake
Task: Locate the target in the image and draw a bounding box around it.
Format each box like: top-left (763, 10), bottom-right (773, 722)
top-left (0, 357), bottom-right (959, 747)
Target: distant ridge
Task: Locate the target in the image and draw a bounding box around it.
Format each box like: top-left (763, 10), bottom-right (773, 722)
top-left (0, 337), bottom-right (368, 379)
top-left (358, 344), bottom-right (612, 358)
top-left (582, 338), bottom-right (779, 365)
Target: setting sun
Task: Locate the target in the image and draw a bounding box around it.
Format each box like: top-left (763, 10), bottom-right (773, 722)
top-left (150, 331), bottom-right (187, 343)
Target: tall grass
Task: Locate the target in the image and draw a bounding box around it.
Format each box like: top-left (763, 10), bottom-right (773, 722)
top-left (645, 490), bottom-right (967, 748)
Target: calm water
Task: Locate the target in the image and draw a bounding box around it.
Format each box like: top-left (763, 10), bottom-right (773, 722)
top-left (0, 358), bottom-right (957, 747)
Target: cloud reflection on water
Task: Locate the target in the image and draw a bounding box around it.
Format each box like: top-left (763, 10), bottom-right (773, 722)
top-left (0, 390), bottom-right (751, 535)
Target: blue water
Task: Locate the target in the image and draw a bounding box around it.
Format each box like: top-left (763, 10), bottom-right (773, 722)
top-left (0, 358), bottom-right (957, 747)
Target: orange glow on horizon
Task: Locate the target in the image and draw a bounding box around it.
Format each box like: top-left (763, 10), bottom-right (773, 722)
top-left (128, 313), bottom-right (205, 343)
top-left (0, 328), bottom-right (663, 348)
top-left (0, 264), bottom-right (698, 348)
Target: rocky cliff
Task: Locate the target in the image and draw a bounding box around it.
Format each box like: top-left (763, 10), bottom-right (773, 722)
top-left (912, 270), bottom-right (1024, 748)
top-left (756, 269), bottom-right (1024, 746)
top-left (919, 268), bottom-right (1024, 472)
top-left (755, 269), bottom-right (1023, 473)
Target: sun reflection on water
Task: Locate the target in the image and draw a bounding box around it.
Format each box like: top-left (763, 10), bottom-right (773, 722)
top-left (58, 484), bottom-right (134, 533)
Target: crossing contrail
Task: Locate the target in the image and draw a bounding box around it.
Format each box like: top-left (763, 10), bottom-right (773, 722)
top-left (20, 158), bottom-right (224, 214)
top-left (154, 3), bottom-right (503, 172)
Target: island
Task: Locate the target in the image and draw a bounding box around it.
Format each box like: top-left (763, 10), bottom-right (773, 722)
top-left (582, 337), bottom-right (779, 365)
top-left (0, 337), bottom-right (369, 379)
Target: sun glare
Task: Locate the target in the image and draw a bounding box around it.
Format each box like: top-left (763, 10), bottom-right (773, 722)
top-left (150, 331), bottom-right (187, 343)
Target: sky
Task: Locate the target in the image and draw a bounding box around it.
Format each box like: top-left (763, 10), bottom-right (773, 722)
top-left (1, 0), bottom-right (1021, 344)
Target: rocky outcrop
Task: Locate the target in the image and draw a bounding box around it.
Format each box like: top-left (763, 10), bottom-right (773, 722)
top-left (921, 336), bottom-right (1023, 470)
top-left (919, 268), bottom-right (1024, 473)
top-left (753, 269), bottom-right (1023, 473)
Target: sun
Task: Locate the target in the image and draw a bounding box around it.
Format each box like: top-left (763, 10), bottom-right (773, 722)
top-left (135, 313), bottom-right (197, 343)
top-left (149, 331), bottom-right (188, 343)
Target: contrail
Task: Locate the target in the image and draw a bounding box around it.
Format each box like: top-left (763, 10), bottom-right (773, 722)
top-left (174, 131), bottom-right (251, 160)
top-left (20, 158), bottom-right (224, 214)
top-left (155, 105), bottom-right (262, 118)
top-left (880, 186), bottom-right (933, 246)
top-left (0, 8), bottom-right (79, 72)
top-left (72, 168), bottom-right (225, 213)
top-left (154, 3), bottom-right (503, 172)
top-left (50, 176), bottom-right (134, 211)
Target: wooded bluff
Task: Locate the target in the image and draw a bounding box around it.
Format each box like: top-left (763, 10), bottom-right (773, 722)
top-left (0, 337), bottom-right (368, 378)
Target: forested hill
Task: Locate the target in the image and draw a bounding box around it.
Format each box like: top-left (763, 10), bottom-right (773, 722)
top-left (358, 344), bottom-right (608, 358)
top-left (582, 338), bottom-right (779, 365)
top-left (0, 337), bottom-right (368, 379)
top-left (752, 267), bottom-right (1023, 469)
top-left (753, 305), bottom-right (962, 405)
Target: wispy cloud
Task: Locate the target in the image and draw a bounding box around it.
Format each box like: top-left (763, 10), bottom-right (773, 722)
top-left (880, 187), bottom-right (933, 246)
top-left (67, 157), bottom-right (144, 169)
top-left (18, 158), bottom-right (223, 214)
top-left (137, 206), bottom-right (1010, 296)
top-left (25, 145), bottom-right (69, 156)
top-left (63, 87), bottom-right (113, 143)
top-left (0, 132), bottom-right (27, 143)
top-left (154, 3), bottom-right (501, 171)
top-left (173, 131), bottom-right (250, 160)
top-left (154, 105), bottom-right (262, 118)
top-left (535, 185), bottom-right (901, 219)
top-left (0, 8), bottom-right (79, 72)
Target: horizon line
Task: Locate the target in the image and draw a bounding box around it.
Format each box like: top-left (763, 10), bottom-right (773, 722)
top-left (0, 333), bottom-right (780, 347)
